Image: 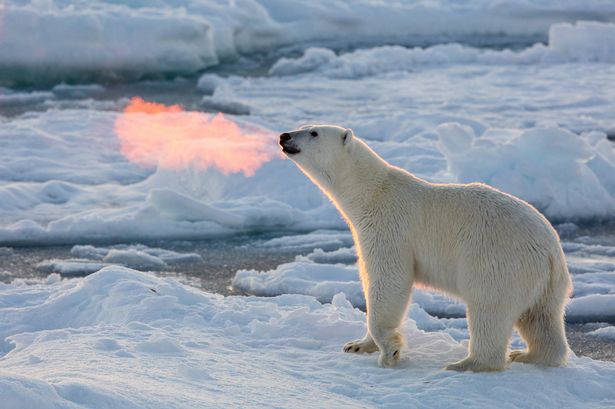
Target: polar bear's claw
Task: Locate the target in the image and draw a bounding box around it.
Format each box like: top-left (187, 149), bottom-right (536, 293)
top-left (378, 349), bottom-right (401, 368)
top-left (343, 338), bottom-right (379, 354)
top-left (509, 350), bottom-right (528, 362)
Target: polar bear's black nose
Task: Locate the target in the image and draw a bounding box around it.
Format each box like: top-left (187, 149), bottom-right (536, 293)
top-left (280, 133), bottom-right (291, 142)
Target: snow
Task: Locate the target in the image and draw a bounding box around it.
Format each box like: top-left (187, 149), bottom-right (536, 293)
top-left (588, 326), bottom-right (615, 341)
top-left (3, 2), bottom-right (615, 85)
top-left (270, 21), bottom-right (615, 78)
top-left (1, 267), bottom-right (614, 408)
top-left (233, 257), bottom-right (467, 318)
top-left (296, 247), bottom-right (357, 264)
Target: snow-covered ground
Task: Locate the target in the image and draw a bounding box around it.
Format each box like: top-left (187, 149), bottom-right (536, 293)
top-left (1, 267), bottom-right (615, 409)
top-left (2, 2), bottom-right (615, 407)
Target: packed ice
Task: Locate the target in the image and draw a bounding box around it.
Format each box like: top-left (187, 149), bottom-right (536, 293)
top-left (1, 1), bottom-right (615, 407)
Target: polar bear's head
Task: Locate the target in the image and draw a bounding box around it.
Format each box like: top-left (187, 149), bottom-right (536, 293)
top-left (279, 125), bottom-right (354, 186)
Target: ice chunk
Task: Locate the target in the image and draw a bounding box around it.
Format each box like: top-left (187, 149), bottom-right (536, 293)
top-left (71, 244), bottom-right (203, 265)
top-left (0, 6), bottom-right (217, 85)
top-left (587, 326), bottom-right (615, 341)
top-left (36, 260), bottom-right (109, 276)
top-left (295, 247), bottom-right (357, 264)
top-left (567, 294), bottom-right (615, 323)
top-left (200, 97), bottom-right (250, 115)
top-left (549, 21), bottom-right (615, 62)
top-left (259, 230), bottom-right (353, 251)
top-left (0, 90), bottom-right (55, 107)
top-left (103, 250), bottom-right (167, 270)
top-left (148, 188), bottom-right (245, 227)
top-left (196, 74), bottom-right (223, 94)
top-left (439, 125), bottom-right (615, 220)
top-left (51, 83), bottom-right (105, 99)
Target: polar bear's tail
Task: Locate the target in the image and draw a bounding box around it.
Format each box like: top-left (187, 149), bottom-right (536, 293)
top-left (514, 247), bottom-right (571, 367)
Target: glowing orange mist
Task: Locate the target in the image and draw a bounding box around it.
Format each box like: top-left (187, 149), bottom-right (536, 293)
top-left (115, 97), bottom-right (277, 176)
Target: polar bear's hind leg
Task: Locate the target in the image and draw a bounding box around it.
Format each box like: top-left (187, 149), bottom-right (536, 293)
top-left (510, 299), bottom-right (568, 366)
top-left (510, 310), bottom-right (567, 366)
top-left (446, 302), bottom-right (516, 372)
top-left (510, 256), bottom-right (570, 367)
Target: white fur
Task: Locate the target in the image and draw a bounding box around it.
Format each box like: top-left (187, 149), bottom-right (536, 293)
top-left (281, 125), bottom-right (571, 372)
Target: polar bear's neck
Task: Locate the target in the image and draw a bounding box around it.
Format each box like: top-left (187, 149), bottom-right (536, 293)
top-left (325, 138), bottom-right (396, 225)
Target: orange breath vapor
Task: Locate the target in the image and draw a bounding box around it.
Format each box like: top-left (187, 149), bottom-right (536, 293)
top-left (115, 97), bottom-right (277, 176)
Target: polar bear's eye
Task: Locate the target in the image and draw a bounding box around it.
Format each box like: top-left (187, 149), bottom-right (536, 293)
top-left (310, 131), bottom-right (318, 137)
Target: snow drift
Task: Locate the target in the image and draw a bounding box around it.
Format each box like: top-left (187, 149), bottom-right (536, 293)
top-left (1, 267), bottom-right (615, 408)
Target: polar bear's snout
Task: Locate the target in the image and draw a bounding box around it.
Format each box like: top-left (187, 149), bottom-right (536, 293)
top-left (279, 132), bottom-right (301, 155)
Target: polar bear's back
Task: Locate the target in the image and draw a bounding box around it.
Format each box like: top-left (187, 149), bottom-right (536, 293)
top-left (402, 176), bottom-right (567, 302)
top-left (428, 181), bottom-right (557, 249)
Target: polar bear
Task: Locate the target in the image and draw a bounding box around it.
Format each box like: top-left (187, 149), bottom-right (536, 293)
top-left (279, 125), bottom-right (571, 372)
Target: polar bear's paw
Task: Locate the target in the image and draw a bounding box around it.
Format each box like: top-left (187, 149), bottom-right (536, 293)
top-left (378, 348), bottom-right (402, 368)
top-left (509, 350), bottom-right (533, 363)
top-left (376, 332), bottom-right (404, 368)
top-left (445, 357), bottom-right (505, 372)
top-left (343, 337), bottom-right (379, 354)
top-left (509, 349), bottom-right (565, 366)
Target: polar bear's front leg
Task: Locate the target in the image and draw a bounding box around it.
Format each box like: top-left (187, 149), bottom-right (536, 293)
top-left (364, 265), bottom-right (413, 368)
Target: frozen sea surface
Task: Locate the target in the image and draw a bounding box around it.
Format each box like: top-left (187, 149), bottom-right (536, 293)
top-left (2, 5), bottom-right (615, 407)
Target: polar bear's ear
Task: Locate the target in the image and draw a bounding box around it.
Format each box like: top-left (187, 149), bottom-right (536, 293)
top-left (342, 128), bottom-right (353, 145)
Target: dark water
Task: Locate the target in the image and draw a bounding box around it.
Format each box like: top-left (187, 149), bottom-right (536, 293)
top-left (1, 226), bottom-right (615, 362)
top-left (0, 233), bottom-right (304, 295)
